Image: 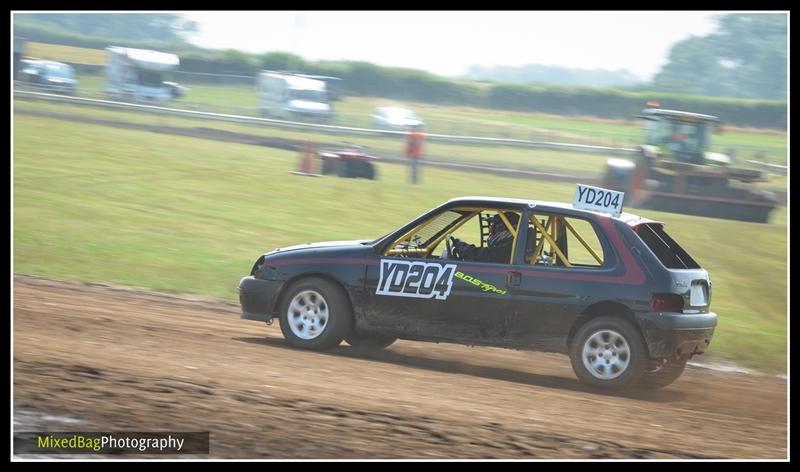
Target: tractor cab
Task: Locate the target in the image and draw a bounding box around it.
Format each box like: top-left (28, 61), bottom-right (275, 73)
top-left (637, 108), bottom-right (724, 166)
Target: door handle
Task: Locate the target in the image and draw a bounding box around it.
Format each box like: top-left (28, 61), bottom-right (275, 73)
top-left (506, 271), bottom-right (522, 287)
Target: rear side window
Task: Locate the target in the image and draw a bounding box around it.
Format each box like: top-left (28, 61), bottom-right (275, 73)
top-left (523, 214), bottom-right (604, 268)
top-left (635, 224), bottom-right (700, 269)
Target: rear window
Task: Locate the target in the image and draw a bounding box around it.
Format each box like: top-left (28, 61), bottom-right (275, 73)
top-left (635, 224), bottom-right (700, 269)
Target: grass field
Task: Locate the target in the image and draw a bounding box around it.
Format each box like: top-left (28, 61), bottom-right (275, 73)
top-left (11, 99), bottom-right (614, 177)
top-left (13, 99), bottom-right (790, 195)
top-left (13, 113), bottom-right (787, 372)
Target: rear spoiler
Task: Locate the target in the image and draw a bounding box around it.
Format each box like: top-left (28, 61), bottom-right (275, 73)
top-left (620, 216), bottom-right (664, 228)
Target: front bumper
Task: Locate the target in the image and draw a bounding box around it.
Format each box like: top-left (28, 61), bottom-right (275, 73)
top-left (635, 311), bottom-right (717, 358)
top-left (238, 276), bottom-right (284, 322)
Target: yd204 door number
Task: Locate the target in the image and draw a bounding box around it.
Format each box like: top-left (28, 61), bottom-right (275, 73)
top-left (377, 259), bottom-right (457, 300)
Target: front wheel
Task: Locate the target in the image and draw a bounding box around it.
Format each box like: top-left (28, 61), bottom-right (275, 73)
top-left (279, 277), bottom-right (352, 351)
top-left (362, 162), bottom-right (376, 180)
top-left (638, 357), bottom-right (688, 390)
top-left (569, 316), bottom-right (647, 390)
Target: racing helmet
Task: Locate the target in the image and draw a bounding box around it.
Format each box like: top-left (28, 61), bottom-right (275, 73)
top-left (487, 212), bottom-right (519, 246)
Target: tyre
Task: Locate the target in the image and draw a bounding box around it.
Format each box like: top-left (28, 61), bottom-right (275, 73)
top-left (351, 161), bottom-right (367, 179)
top-left (350, 161), bottom-right (364, 179)
top-left (321, 158), bottom-right (335, 175)
top-left (345, 331), bottom-right (396, 351)
top-left (337, 160), bottom-right (351, 178)
top-left (363, 162), bottom-right (376, 180)
top-left (352, 161), bottom-right (366, 179)
top-left (569, 316), bottom-right (647, 390)
top-left (601, 166), bottom-right (620, 191)
top-left (628, 165), bottom-right (648, 206)
top-left (279, 277), bottom-right (353, 351)
top-left (637, 357), bottom-right (688, 390)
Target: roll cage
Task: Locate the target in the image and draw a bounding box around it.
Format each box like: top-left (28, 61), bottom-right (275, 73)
top-left (382, 205), bottom-right (605, 267)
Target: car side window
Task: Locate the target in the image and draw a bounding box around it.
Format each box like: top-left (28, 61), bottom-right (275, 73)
top-left (447, 214), bottom-right (482, 249)
top-left (524, 213), bottom-right (604, 268)
top-left (384, 208), bottom-right (521, 265)
top-left (443, 210), bottom-right (520, 265)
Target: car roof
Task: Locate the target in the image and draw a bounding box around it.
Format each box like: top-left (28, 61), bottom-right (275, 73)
top-left (639, 108), bottom-right (720, 122)
top-left (445, 196), bottom-right (662, 226)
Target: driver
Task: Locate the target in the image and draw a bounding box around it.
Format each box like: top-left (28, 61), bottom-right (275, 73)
top-left (451, 212), bottom-right (519, 263)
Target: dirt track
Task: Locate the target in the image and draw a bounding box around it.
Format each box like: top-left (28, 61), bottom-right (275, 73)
top-left (13, 275), bottom-right (787, 459)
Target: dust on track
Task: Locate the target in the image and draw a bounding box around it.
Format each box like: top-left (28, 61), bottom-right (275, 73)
top-left (13, 275), bottom-right (787, 459)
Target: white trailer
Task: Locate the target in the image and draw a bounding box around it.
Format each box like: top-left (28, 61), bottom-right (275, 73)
top-left (257, 71), bottom-right (333, 122)
top-left (105, 46), bottom-right (182, 103)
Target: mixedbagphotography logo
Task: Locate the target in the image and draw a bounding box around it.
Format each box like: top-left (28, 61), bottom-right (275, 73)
top-left (14, 432), bottom-right (210, 455)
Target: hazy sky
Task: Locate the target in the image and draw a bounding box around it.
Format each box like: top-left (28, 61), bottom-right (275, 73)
top-left (182, 11), bottom-right (722, 80)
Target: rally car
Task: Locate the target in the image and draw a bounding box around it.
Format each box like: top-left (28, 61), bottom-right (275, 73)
top-left (238, 185), bottom-right (717, 390)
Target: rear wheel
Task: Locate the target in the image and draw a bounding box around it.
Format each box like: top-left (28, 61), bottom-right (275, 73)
top-left (569, 316), bottom-right (647, 390)
top-left (602, 166), bottom-right (622, 190)
top-left (279, 277), bottom-right (352, 351)
top-left (321, 158), bottom-right (335, 175)
top-left (628, 163), bottom-right (649, 207)
top-left (337, 160), bottom-right (351, 178)
top-left (363, 162), bottom-right (376, 180)
top-left (353, 161), bottom-right (367, 178)
top-left (638, 357), bottom-right (688, 390)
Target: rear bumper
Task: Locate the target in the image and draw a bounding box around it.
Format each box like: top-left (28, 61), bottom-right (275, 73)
top-left (635, 311), bottom-right (717, 358)
top-left (238, 276), bottom-right (283, 322)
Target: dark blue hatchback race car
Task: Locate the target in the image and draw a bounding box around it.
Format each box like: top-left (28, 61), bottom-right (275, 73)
top-left (239, 187), bottom-right (717, 390)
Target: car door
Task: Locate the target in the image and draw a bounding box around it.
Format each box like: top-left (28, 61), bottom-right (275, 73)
top-left (362, 207), bottom-right (518, 343)
top-left (363, 254), bottom-right (462, 339)
top-left (504, 212), bottom-right (613, 351)
top-left (442, 257), bottom-right (515, 342)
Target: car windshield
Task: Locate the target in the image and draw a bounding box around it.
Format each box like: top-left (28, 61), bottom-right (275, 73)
top-left (382, 210), bottom-right (466, 251)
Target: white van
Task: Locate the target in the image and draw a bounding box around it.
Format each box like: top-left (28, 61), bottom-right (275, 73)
top-left (257, 71), bottom-right (333, 123)
top-left (105, 46), bottom-right (183, 103)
